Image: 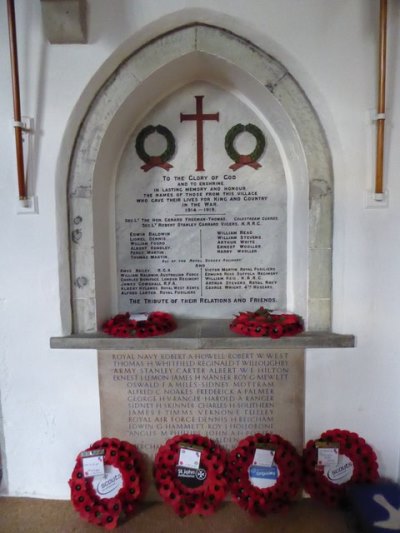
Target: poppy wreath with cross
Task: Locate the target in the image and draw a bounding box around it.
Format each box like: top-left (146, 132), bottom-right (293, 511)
top-left (154, 433), bottom-right (229, 517)
top-left (303, 429), bottom-right (379, 506)
top-left (69, 437), bottom-right (145, 530)
top-left (227, 433), bottom-right (303, 515)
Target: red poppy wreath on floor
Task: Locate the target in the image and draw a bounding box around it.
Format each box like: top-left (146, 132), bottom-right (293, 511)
top-left (227, 433), bottom-right (302, 515)
top-left (69, 438), bottom-right (145, 529)
top-left (154, 434), bottom-right (228, 517)
top-left (102, 311), bottom-right (176, 338)
top-left (229, 307), bottom-right (303, 339)
top-left (303, 429), bottom-right (379, 506)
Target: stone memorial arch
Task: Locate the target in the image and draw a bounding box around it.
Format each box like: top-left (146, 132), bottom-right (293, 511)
top-left (65, 24), bottom-right (334, 335)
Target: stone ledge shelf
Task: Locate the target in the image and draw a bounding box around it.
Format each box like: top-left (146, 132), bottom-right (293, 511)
top-left (50, 319), bottom-right (355, 350)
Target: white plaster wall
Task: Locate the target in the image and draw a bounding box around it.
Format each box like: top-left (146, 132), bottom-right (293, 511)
top-left (0, 0), bottom-right (399, 497)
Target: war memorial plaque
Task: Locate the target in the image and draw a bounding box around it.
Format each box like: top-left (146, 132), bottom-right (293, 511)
top-left (98, 349), bottom-right (304, 499)
top-left (104, 83), bottom-right (304, 501)
top-left (116, 82), bottom-right (287, 318)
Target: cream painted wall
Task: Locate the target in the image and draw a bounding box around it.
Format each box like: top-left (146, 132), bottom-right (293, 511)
top-left (0, 0), bottom-right (399, 498)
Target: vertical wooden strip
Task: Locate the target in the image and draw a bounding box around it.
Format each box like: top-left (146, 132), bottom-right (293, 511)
top-left (7, 0), bottom-right (26, 200)
top-left (375, 0), bottom-right (387, 195)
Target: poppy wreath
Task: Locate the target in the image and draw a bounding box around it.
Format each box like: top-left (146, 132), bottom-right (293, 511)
top-left (230, 307), bottom-right (304, 339)
top-left (303, 429), bottom-right (379, 506)
top-left (102, 311), bottom-right (176, 338)
top-left (69, 437), bottom-right (145, 529)
top-left (154, 433), bottom-right (229, 517)
top-left (227, 433), bottom-right (303, 515)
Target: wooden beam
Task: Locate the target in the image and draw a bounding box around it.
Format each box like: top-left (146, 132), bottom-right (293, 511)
top-left (375, 0), bottom-right (387, 195)
top-left (7, 0), bottom-right (26, 200)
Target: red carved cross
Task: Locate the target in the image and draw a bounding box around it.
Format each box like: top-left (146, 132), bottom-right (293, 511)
top-left (180, 95), bottom-right (219, 171)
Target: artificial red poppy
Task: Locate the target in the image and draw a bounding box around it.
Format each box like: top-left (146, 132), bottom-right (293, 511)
top-left (154, 433), bottom-right (228, 516)
top-left (69, 438), bottom-right (145, 529)
top-left (227, 433), bottom-right (302, 516)
top-left (303, 429), bottom-right (379, 506)
top-left (103, 312), bottom-right (176, 338)
top-left (230, 307), bottom-right (303, 339)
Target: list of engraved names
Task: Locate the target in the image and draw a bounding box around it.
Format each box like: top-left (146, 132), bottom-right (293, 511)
top-left (99, 350), bottom-right (304, 456)
top-left (117, 173), bottom-right (286, 317)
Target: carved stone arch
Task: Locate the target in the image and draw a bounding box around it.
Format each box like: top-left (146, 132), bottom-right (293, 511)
top-left (67, 24), bottom-right (332, 333)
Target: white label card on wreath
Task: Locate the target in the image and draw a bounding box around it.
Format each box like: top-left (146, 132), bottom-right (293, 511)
top-left (253, 447), bottom-right (275, 467)
top-left (130, 313), bottom-right (149, 322)
top-left (81, 449), bottom-right (105, 478)
top-left (178, 447), bottom-right (201, 470)
top-left (316, 442), bottom-right (339, 468)
top-left (317, 447), bottom-right (339, 467)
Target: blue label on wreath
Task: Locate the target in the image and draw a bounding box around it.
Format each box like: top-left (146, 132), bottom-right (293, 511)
top-left (248, 465), bottom-right (279, 489)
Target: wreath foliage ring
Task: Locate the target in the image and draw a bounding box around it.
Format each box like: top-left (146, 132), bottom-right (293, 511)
top-left (154, 433), bottom-right (228, 517)
top-left (224, 123), bottom-right (266, 163)
top-left (303, 429), bottom-right (379, 506)
top-left (135, 124), bottom-right (176, 163)
top-left (227, 433), bottom-right (302, 515)
top-left (69, 437), bottom-right (145, 529)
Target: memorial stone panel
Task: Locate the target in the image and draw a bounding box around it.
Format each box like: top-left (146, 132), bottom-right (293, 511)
top-left (116, 82), bottom-right (287, 318)
top-left (99, 349), bottom-right (304, 500)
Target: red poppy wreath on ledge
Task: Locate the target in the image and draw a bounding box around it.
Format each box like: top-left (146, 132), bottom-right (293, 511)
top-left (230, 307), bottom-right (304, 338)
top-left (69, 437), bottom-right (145, 529)
top-left (227, 433), bottom-right (302, 515)
top-left (303, 429), bottom-right (379, 507)
top-left (154, 434), bottom-right (228, 517)
top-left (102, 311), bottom-right (176, 338)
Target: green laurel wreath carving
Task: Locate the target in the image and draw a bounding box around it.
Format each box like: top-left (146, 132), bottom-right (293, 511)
top-left (224, 123), bottom-right (266, 162)
top-left (135, 125), bottom-right (176, 163)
